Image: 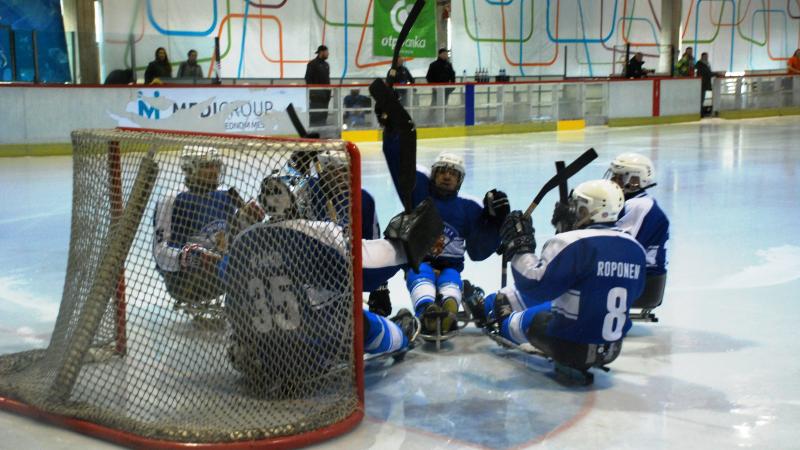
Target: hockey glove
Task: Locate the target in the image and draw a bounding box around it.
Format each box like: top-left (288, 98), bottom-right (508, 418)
top-left (483, 189), bottom-right (510, 225)
top-left (550, 201), bottom-right (576, 233)
top-left (384, 197), bottom-right (444, 272)
top-left (499, 211), bottom-right (536, 260)
top-left (368, 285), bottom-right (392, 317)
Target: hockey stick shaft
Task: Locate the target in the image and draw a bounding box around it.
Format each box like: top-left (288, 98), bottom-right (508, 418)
top-left (555, 161), bottom-right (568, 203)
top-left (502, 149), bottom-right (597, 287)
top-left (286, 103), bottom-right (308, 138)
top-left (522, 148), bottom-right (597, 217)
top-left (388, 0), bottom-right (426, 85)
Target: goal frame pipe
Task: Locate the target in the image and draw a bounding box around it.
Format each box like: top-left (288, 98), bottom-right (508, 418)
top-left (0, 127), bottom-right (365, 449)
top-left (108, 140), bottom-right (128, 355)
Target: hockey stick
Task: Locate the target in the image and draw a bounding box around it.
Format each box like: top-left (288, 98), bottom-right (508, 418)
top-left (387, 0), bottom-right (426, 86)
top-left (501, 148), bottom-right (597, 286)
top-left (52, 143), bottom-right (159, 400)
top-left (286, 103), bottom-right (320, 139)
top-left (523, 148), bottom-right (597, 217)
top-left (555, 161), bottom-right (568, 204)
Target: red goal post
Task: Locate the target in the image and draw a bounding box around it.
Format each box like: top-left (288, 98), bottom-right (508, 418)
top-left (0, 128), bottom-right (365, 449)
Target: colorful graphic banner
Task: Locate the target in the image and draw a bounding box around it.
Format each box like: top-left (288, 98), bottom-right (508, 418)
top-left (373, 0), bottom-right (437, 58)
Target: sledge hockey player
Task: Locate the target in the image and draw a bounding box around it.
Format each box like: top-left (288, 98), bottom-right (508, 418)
top-left (379, 103), bottom-right (508, 337)
top-left (465, 180), bottom-right (647, 383)
top-left (225, 176), bottom-right (444, 392)
top-left (276, 149), bottom-right (393, 319)
top-left (152, 146), bottom-right (264, 319)
top-left (604, 153), bottom-right (669, 317)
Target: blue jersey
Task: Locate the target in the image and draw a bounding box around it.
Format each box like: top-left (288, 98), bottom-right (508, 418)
top-left (153, 190), bottom-right (237, 272)
top-left (303, 176), bottom-right (380, 241)
top-left (616, 191), bottom-right (669, 275)
top-left (510, 226), bottom-right (647, 344)
top-left (383, 132), bottom-right (499, 271)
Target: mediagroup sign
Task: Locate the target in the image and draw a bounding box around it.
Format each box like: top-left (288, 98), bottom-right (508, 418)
top-left (373, 0), bottom-right (436, 58)
top-left (108, 87), bottom-right (307, 134)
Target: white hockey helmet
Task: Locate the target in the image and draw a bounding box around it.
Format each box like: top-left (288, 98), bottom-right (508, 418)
top-left (605, 152), bottom-right (655, 193)
top-left (181, 145), bottom-right (223, 190)
top-left (431, 152), bottom-right (465, 196)
top-left (570, 179), bottom-right (625, 226)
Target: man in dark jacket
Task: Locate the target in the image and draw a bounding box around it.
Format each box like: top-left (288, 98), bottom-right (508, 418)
top-left (426, 48), bottom-right (456, 105)
top-left (695, 52), bottom-right (714, 116)
top-left (388, 56), bottom-right (415, 105)
top-left (626, 52), bottom-right (650, 79)
top-left (305, 45), bottom-right (331, 126)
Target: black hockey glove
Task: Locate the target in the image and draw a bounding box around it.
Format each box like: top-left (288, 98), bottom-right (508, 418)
top-left (384, 197), bottom-right (444, 272)
top-left (367, 285), bottom-right (392, 317)
top-left (483, 189), bottom-right (510, 225)
top-left (499, 211), bottom-right (536, 260)
top-left (550, 201), bottom-right (576, 233)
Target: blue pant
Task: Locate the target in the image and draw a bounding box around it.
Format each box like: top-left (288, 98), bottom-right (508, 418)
top-left (406, 262), bottom-right (463, 316)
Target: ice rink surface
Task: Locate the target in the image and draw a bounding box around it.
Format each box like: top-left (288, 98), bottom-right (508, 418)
top-left (1, 116), bottom-right (799, 449)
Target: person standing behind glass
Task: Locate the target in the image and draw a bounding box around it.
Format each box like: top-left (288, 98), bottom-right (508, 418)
top-left (426, 48), bottom-right (456, 105)
top-left (388, 56), bottom-right (415, 106)
top-left (177, 49), bottom-right (203, 80)
top-left (675, 47), bottom-right (695, 77)
top-left (694, 52), bottom-right (715, 116)
top-left (305, 45), bottom-right (331, 126)
top-left (145, 47), bottom-right (172, 84)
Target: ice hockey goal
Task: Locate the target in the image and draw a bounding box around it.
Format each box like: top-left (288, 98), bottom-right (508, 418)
top-left (0, 128), bottom-right (364, 448)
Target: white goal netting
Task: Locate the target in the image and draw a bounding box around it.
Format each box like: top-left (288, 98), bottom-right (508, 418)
top-left (0, 129), bottom-right (363, 446)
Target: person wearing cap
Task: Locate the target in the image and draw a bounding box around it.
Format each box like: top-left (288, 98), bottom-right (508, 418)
top-left (426, 48), bottom-right (456, 105)
top-left (305, 45), bottom-right (331, 126)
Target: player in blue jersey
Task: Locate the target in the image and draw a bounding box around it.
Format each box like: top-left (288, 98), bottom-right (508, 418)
top-left (604, 153), bottom-right (669, 314)
top-left (382, 138), bottom-right (508, 335)
top-left (273, 149), bottom-right (396, 320)
top-left (152, 146), bottom-right (264, 318)
top-left (465, 180), bottom-right (647, 379)
top-left (226, 175), bottom-right (443, 387)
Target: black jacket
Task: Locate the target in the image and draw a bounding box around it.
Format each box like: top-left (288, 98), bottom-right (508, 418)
top-left (426, 58), bottom-right (455, 83)
top-left (145, 61), bottom-right (172, 84)
top-left (626, 57), bottom-right (646, 79)
top-left (390, 65), bottom-right (415, 84)
top-left (695, 60), bottom-right (713, 90)
top-left (305, 57), bottom-right (330, 85)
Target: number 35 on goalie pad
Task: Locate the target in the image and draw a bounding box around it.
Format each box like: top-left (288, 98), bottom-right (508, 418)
top-left (226, 221), bottom-right (354, 396)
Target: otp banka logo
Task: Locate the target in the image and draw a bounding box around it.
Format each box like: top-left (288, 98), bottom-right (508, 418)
top-left (390, 1), bottom-right (412, 33)
top-left (137, 90), bottom-right (162, 120)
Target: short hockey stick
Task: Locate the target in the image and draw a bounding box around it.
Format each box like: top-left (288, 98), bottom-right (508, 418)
top-left (501, 148), bottom-right (597, 286)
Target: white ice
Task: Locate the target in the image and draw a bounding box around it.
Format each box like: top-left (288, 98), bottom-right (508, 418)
top-left (1, 117), bottom-right (799, 449)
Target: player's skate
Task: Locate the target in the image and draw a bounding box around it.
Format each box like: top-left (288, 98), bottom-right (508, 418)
top-left (461, 280), bottom-right (487, 328)
top-left (419, 296), bottom-right (460, 350)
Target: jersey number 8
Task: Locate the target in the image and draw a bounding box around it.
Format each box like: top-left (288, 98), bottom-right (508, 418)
top-left (602, 287), bottom-right (627, 341)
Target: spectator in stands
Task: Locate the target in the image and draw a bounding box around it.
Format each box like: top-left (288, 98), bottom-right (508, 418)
top-left (343, 89), bottom-right (371, 127)
top-left (676, 47), bottom-right (695, 76)
top-left (626, 52), bottom-right (651, 79)
top-left (695, 52), bottom-right (714, 116)
top-left (145, 47), bottom-right (172, 84)
top-left (104, 69), bottom-right (135, 85)
top-left (788, 49), bottom-right (800, 75)
top-left (305, 45), bottom-right (331, 126)
top-left (389, 56), bottom-right (415, 105)
top-left (426, 48), bottom-right (456, 105)
top-left (177, 49), bottom-right (203, 79)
